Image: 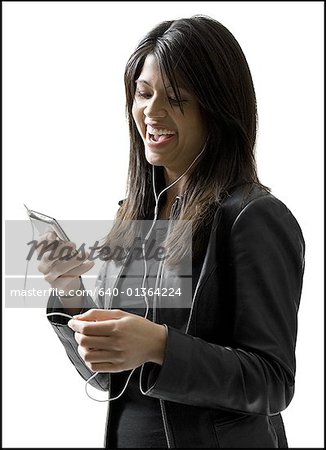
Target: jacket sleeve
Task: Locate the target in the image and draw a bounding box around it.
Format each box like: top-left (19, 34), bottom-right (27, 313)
top-left (46, 262), bottom-right (110, 391)
top-left (140, 195), bottom-right (305, 415)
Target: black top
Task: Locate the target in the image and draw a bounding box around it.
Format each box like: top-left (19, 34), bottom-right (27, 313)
top-left (108, 366), bottom-right (167, 448)
top-left (106, 221), bottom-right (204, 448)
top-left (107, 223), bottom-right (168, 448)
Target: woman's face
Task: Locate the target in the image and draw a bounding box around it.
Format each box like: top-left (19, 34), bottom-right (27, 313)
top-left (132, 54), bottom-right (206, 179)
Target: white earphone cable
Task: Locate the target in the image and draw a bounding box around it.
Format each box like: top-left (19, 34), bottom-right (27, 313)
top-left (45, 142), bottom-right (206, 402)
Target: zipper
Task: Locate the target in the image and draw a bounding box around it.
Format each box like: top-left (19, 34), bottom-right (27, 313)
top-left (170, 196), bottom-right (181, 219)
top-left (160, 399), bottom-right (172, 448)
top-left (157, 196), bottom-right (180, 448)
top-left (185, 234), bottom-right (208, 333)
top-left (103, 374), bottom-right (112, 447)
top-left (152, 258), bottom-right (164, 323)
top-left (153, 196), bottom-right (179, 324)
top-left (103, 250), bottom-right (131, 448)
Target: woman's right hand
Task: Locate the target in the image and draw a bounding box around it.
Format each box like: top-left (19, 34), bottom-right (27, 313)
top-left (36, 231), bottom-right (95, 296)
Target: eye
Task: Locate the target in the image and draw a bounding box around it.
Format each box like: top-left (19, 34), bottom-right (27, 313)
top-left (134, 88), bottom-right (188, 107)
top-left (168, 97), bottom-right (188, 110)
top-left (135, 89), bottom-right (152, 99)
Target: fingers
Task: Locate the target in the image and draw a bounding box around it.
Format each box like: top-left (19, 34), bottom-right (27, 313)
top-left (47, 261), bottom-right (95, 290)
top-left (35, 231), bottom-right (59, 256)
top-left (37, 243), bottom-right (92, 281)
top-left (36, 231), bottom-right (57, 244)
top-left (78, 346), bottom-right (131, 372)
top-left (43, 253), bottom-right (94, 284)
top-left (85, 362), bottom-right (123, 373)
top-left (37, 238), bottom-right (76, 271)
top-left (72, 309), bottom-right (125, 321)
top-left (35, 230), bottom-right (96, 293)
top-left (37, 246), bottom-right (76, 275)
top-left (77, 347), bottom-right (122, 364)
top-left (36, 239), bottom-right (77, 270)
top-left (73, 332), bottom-right (117, 350)
top-left (77, 344), bottom-right (126, 372)
top-left (62, 261), bottom-right (95, 278)
top-left (68, 316), bottom-right (118, 336)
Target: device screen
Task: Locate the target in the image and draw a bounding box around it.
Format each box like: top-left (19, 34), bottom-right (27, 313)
top-left (24, 205), bottom-right (71, 242)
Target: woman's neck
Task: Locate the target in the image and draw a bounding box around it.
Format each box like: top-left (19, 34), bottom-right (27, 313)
top-left (163, 170), bottom-right (186, 199)
top-left (156, 168), bottom-right (187, 219)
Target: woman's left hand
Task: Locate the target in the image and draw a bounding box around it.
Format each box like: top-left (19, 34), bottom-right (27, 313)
top-left (68, 309), bottom-right (167, 373)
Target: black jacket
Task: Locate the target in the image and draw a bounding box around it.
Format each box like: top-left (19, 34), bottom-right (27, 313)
top-left (47, 184), bottom-right (305, 448)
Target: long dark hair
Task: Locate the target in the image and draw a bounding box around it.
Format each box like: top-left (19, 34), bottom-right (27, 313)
top-left (104, 15), bottom-right (268, 264)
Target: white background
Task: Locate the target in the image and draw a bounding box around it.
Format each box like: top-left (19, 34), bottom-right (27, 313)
top-left (2, 1), bottom-right (324, 448)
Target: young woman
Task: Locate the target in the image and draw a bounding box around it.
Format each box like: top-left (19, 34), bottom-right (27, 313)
top-left (40, 15), bottom-right (305, 448)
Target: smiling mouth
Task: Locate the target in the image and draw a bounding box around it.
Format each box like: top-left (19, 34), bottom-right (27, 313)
top-left (146, 125), bottom-right (176, 145)
top-left (146, 131), bottom-right (176, 146)
top-left (149, 133), bottom-right (174, 143)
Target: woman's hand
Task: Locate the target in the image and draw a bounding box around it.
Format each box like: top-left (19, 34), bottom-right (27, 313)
top-left (36, 231), bottom-right (94, 294)
top-left (67, 309), bottom-right (167, 372)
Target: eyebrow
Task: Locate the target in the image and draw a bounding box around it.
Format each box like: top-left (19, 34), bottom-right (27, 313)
top-left (135, 79), bottom-right (188, 93)
top-left (135, 79), bottom-right (151, 87)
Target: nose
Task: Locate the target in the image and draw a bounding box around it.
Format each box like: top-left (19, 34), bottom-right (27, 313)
top-left (143, 95), bottom-right (167, 119)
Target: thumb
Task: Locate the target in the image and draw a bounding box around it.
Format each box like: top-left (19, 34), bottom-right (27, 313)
top-left (73, 308), bottom-right (125, 321)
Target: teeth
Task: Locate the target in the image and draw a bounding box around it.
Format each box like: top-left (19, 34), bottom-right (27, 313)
top-left (147, 125), bottom-right (176, 136)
